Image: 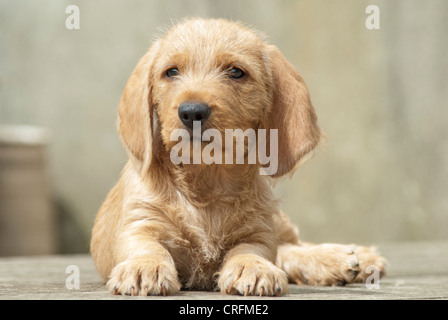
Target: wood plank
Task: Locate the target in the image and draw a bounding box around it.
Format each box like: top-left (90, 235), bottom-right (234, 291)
top-left (0, 242), bottom-right (447, 300)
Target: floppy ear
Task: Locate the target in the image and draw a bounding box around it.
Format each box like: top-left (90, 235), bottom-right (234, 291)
top-left (263, 45), bottom-right (321, 178)
top-left (118, 41), bottom-right (160, 173)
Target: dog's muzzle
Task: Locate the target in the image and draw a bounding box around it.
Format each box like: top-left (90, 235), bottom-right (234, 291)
top-left (178, 102), bottom-right (211, 129)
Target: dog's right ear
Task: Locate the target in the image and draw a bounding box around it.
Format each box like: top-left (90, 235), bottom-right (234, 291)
top-left (262, 45), bottom-right (321, 178)
top-left (118, 40), bottom-right (160, 173)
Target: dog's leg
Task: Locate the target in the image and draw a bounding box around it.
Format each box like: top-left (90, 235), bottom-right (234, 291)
top-left (106, 235), bottom-right (181, 296)
top-left (217, 243), bottom-right (289, 296)
top-left (351, 244), bottom-right (388, 283)
top-left (276, 243), bottom-right (387, 286)
top-left (273, 211), bottom-right (386, 285)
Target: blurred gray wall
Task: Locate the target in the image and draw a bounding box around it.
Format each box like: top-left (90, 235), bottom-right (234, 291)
top-left (0, 0), bottom-right (447, 253)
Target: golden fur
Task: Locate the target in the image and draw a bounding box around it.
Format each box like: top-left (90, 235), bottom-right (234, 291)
top-left (90, 18), bottom-right (386, 296)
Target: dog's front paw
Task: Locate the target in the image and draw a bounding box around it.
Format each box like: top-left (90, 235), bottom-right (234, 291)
top-left (354, 246), bottom-right (387, 283)
top-left (106, 257), bottom-right (181, 296)
top-left (279, 244), bottom-right (362, 286)
top-left (218, 254), bottom-right (289, 296)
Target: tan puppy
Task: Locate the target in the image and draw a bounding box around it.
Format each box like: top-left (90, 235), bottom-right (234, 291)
top-left (91, 18), bottom-right (386, 296)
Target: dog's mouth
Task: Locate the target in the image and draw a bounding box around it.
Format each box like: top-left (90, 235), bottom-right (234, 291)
top-left (167, 121), bottom-right (261, 166)
top-left (188, 126), bottom-right (211, 141)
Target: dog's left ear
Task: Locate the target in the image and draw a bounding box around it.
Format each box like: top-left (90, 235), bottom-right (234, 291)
top-left (262, 45), bottom-right (322, 178)
top-left (118, 40), bottom-right (161, 173)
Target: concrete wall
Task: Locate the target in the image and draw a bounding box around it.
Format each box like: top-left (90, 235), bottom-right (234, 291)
top-left (1, 0), bottom-right (447, 253)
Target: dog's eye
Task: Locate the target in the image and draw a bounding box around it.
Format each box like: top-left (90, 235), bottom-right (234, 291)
top-left (228, 67), bottom-right (245, 79)
top-left (165, 67), bottom-right (179, 78)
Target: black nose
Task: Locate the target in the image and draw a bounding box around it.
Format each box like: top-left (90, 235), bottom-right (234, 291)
top-left (178, 102), bottom-right (211, 129)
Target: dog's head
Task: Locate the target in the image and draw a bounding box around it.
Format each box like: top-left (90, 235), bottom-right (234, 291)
top-left (118, 18), bottom-right (321, 178)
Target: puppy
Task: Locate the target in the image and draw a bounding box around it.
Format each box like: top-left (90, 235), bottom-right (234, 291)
top-left (90, 18), bottom-right (386, 296)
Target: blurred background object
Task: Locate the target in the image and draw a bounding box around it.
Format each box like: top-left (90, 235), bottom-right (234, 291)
top-left (0, 125), bottom-right (56, 255)
top-left (0, 0), bottom-right (447, 255)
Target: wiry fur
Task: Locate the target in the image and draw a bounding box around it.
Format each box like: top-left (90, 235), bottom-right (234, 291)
top-left (91, 18), bottom-right (386, 296)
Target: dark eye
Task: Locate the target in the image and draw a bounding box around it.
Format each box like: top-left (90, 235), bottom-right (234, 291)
top-left (228, 67), bottom-right (245, 79)
top-left (165, 67), bottom-right (179, 78)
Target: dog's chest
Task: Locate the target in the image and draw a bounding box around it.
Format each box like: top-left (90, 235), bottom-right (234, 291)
top-left (167, 205), bottom-right (236, 290)
top-left (180, 236), bottom-right (225, 290)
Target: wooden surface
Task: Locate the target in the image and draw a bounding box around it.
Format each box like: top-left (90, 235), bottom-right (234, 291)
top-left (0, 241), bottom-right (447, 300)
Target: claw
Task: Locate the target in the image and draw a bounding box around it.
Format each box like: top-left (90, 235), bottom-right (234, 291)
top-left (244, 286), bottom-right (250, 296)
top-left (345, 246), bottom-right (356, 254)
top-left (226, 281), bottom-right (236, 294)
top-left (259, 287), bottom-right (265, 297)
top-left (130, 287), bottom-right (135, 296)
top-left (144, 287), bottom-right (149, 296)
top-left (161, 286), bottom-right (167, 296)
top-left (275, 287), bottom-right (281, 297)
top-left (114, 288), bottom-right (119, 295)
